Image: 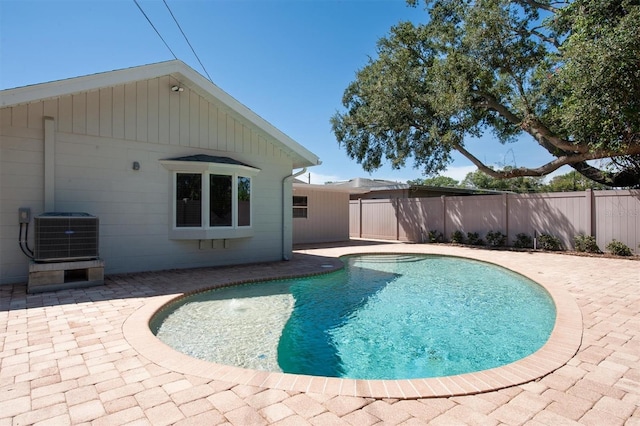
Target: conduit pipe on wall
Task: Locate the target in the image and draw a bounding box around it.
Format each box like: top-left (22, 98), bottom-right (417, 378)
top-left (44, 117), bottom-right (56, 211)
top-left (282, 167), bottom-right (307, 260)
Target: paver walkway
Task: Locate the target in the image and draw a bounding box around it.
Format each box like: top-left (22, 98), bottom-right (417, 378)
top-left (1, 242), bottom-right (639, 425)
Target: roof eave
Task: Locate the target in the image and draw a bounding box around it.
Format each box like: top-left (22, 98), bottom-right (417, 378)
top-left (293, 182), bottom-right (367, 193)
top-left (0, 60), bottom-right (321, 169)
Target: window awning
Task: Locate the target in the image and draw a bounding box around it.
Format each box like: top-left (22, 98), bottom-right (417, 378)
top-left (160, 155), bottom-right (260, 175)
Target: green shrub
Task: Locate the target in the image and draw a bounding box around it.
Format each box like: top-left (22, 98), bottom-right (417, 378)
top-left (486, 230), bottom-right (507, 247)
top-left (513, 233), bottom-right (533, 248)
top-left (428, 230), bottom-right (444, 243)
top-left (606, 240), bottom-right (632, 256)
top-left (466, 232), bottom-right (484, 245)
top-left (450, 230), bottom-right (465, 244)
top-left (538, 233), bottom-right (563, 251)
top-left (574, 234), bottom-right (601, 253)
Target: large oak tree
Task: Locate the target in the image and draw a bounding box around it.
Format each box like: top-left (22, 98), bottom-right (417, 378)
top-left (331, 0), bottom-right (640, 187)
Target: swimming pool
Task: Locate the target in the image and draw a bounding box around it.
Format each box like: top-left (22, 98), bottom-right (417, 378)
top-left (151, 254), bottom-right (556, 380)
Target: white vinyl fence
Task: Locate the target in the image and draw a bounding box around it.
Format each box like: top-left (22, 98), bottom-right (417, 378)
top-left (350, 190), bottom-right (640, 253)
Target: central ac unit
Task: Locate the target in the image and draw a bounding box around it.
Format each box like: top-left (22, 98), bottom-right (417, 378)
top-left (34, 212), bottom-right (99, 262)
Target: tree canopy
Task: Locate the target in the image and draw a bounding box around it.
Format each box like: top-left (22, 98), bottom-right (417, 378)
top-left (409, 170), bottom-right (610, 192)
top-left (331, 0), bottom-right (640, 187)
top-left (544, 170), bottom-right (610, 191)
top-left (461, 168), bottom-right (546, 192)
top-left (407, 176), bottom-right (460, 187)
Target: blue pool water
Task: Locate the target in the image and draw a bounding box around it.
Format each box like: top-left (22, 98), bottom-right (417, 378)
top-left (152, 254), bottom-right (556, 380)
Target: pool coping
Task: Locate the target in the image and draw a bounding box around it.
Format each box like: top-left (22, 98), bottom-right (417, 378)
top-left (122, 248), bottom-right (583, 399)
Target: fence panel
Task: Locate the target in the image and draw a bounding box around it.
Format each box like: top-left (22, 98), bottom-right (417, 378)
top-left (444, 195), bottom-right (505, 239)
top-left (397, 198), bottom-right (444, 242)
top-left (360, 199), bottom-right (398, 240)
top-left (349, 201), bottom-right (361, 238)
top-left (594, 190), bottom-right (639, 253)
top-left (349, 190), bottom-right (639, 253)
top-left (508, 192), bottom-right (589, 249)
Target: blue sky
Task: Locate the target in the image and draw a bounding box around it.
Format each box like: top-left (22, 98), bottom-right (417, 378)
top-left (0, 0), bottom-right (563, 184)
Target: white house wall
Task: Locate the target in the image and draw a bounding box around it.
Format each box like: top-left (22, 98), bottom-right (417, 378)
top-left (0, 76), bottom-right (296, 285)
top-left (292, 188), bottom-right (349, 244)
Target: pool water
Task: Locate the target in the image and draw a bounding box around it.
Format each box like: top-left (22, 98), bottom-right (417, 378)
top-left (152, 254), bottom-right (556, 380)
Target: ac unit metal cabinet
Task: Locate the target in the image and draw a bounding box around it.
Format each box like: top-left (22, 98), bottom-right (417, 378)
top-left (34, 212), bottom-right (99, 262)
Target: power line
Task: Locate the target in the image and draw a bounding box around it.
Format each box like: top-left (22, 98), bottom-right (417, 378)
top-left (163, 0), bottom-right (213, 82)
top-left (133, 0), bottom-right (178, 60)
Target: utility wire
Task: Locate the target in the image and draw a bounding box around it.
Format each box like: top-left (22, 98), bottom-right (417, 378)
top-left (133, 0), bottom-right (178, 60)
top-left (162, 0), bottom-right (213, 82)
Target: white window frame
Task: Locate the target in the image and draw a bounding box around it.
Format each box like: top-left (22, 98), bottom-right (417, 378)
top-left (161, 159), bottom-right (259, 240)
top-left (293, 195), bottom-right (308, 219)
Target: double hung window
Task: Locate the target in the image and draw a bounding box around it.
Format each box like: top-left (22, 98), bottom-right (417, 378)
top-left (293, 196), bottom-right (308, 218)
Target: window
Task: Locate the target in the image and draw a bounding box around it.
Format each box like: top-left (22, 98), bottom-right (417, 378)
top-left (293, 196), bottom-right (308, 218)
top-left (209, 174), bottom-right (233, 227)
top-left (176, 173), bottom-right (202, 227)
top-left (161, 156), bottom-right (259, 240)
top-left (237, 176), bottom-right (251, 226)
top-left (175, 172), bottom-right (251, 229)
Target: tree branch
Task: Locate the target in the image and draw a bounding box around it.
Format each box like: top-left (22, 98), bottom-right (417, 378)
top-left (520, 116), bottom-right (589, 153)
top-left (472, 91), bottom-right (521, 125)
top-left (453, 141), bottom-right (566, 177)
top-left (512, 0), bottom-right (559, 13)
top-left (515, 27), bottom-right (561, 49)
top-left (452, 140), bottom-right (640, 179)
top-left (472, 91), bottom-right (589, 154)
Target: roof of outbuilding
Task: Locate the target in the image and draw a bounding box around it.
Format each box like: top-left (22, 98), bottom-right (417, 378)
top-left (326, 177), bottom-right (409, 191)
top-left (324, 177), bottom-right (509, 196)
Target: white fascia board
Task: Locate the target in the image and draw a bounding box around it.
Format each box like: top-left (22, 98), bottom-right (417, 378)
top-left (0, 61), bottom-right (180, 108)
top-left (293, 182), bottom-right (368, 194)
top-left (0, 60), bottom-right (321, 169)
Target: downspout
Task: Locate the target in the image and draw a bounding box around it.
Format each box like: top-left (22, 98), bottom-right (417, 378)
top-left (44, 117), bottom-right (56, 211)
top-left (282, 167), bottom-right (307, 260)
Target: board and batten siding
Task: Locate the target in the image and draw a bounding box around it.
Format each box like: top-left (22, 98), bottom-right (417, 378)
top-left (2, 76), bottom-right (282, 155)
top-left (292, 188), bottom-right (349, 244)
top-left (0, 76), bottom-right (297, 285)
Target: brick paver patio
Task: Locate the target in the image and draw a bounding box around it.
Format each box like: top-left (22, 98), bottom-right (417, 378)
top-left (1, 241), bottom-right (639, 425)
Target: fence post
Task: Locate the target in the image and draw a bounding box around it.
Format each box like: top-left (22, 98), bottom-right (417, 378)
top-left (396, 204), bottom-right (400, 241)
top-left (441, 195), bottom-right (447, 240)
top-left (358, 198), bottom-right (363, 238)
top-left (503, 193), bottom-right (509, 240)
top-left (585, 189), bottom-right (594, 236)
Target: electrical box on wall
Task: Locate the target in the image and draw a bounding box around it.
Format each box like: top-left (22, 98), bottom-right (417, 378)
top-left (19, 207), bottom-right (31, 223)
